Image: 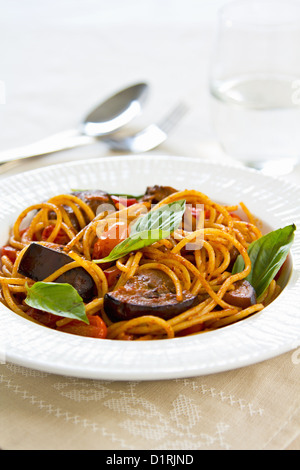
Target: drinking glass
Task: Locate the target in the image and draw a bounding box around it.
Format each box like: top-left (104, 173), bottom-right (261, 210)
top-left (210, 0), bottom-right (300, 175)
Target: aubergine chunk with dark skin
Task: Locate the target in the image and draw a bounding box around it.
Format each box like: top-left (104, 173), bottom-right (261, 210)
top-left (71, 190), bottom-right (116, 214)
top-left (48, 190), bottom-right (116, 231)
top-left (18, 242), bottom-right (95, 302)
top-left (104, 269), bottom-right (200, 322)
top-left (141, 185), bottom-right (178, 204)
top-left (223, 280), bottom-right (256, 309)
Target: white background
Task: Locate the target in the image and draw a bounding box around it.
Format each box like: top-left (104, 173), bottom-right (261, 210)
top-left (0, 1), bottom-right (233, 155)
top-left (0, 0), bottom-right (300, 184)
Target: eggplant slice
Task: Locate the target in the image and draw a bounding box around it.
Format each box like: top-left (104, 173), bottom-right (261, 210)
top-left (71, 190), bottom-right (116, 214)
top-left (141, 185), bottom-right (178, 204)
top-left (18, 242), bottom-right (95, 302)
top-left (48, 190), bottom-right (116, 231)
top-left (104, 269), bottom-right (200, 322)
top-left (223, 280), bottom-right (256, 309)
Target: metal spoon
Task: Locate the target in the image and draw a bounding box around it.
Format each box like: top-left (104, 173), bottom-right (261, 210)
top-left (0, 82), bottom-right (149, 165)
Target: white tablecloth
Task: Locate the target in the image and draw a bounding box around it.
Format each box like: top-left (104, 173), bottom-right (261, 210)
top-left (0, 0), bottom-right (299, 451)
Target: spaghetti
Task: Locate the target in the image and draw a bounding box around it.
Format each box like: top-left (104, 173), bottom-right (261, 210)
top-left (0, 187), bottom-right (282, 340)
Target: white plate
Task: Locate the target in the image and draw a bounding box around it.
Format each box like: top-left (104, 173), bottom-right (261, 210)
top-left (0, 155), bottom-right (300, 380)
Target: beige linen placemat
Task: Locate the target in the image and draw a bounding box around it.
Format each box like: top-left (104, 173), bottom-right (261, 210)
top-left (1, 348), bottom-right (299, 450)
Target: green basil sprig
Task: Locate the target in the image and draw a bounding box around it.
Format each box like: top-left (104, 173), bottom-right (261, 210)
top-left (25, 282), bottom-right (88, 324)
top-left (94, 199), bottom-right (186, 263)
top-left (232, 224), bottom-right (296, 299)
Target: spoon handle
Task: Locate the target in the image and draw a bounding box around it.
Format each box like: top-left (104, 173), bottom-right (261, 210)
top-left (0, 129), bottom-right (95, 166)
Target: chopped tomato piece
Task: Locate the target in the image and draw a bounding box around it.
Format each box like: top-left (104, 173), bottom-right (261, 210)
top-left (103, 265), bottom-right (121, 288)
top-left (1, 245), bottom-right (18, 263)
top-left (111, 195), bottom-right (138, 207)
top-left (41, 225), bottom-right (70, 245)
top-left (26, 307), bottom-right (61, 328)
top-left (93, 220), bottom-right (129, 259)
top-left (57, 315), bottom-right (107, 339)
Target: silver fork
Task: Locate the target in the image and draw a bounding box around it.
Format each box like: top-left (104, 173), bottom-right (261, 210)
top-left (101, 102), bottom-right (188, 153)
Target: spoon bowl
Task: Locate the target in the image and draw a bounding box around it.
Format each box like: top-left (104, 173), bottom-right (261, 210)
top-left (82, 83), bottom-right (149, 136)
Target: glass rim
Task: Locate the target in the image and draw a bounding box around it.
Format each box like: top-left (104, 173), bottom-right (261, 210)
top-left (219, 0), bottom-right (300, 28)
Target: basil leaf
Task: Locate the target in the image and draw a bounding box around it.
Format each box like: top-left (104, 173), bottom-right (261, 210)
top-left (131, 199), bottom-right (186, 234)
top-left (25, 282), bottom-right (89, 324)
top-left (232, 224), bottom-right (296, 299)
top-left (97, 229), bottom-right (172, 263)
top-left (94, 199), bottom-right (186, 263)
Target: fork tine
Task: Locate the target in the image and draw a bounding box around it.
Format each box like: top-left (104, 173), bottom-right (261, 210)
top-left (157, 102), bottom-right (189, 134)
top-left (101, 102), bottom-right (189, 153)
